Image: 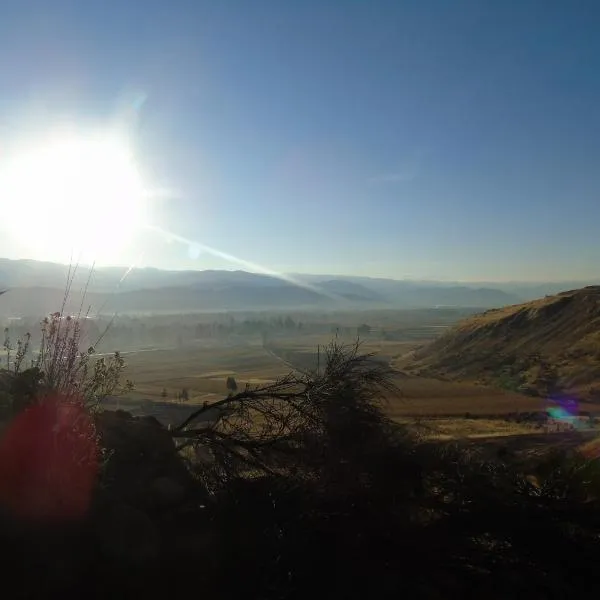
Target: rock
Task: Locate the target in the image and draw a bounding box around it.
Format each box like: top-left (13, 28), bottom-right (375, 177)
top-left (92, 500), bottom-right (159, 565)
top-left (95, 410), bottom-right (200, 512)
top-left (151, 476), bottom-right (186, 508)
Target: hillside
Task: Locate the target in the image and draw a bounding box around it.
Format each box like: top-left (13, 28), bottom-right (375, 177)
top-left (402, 286), bottom-right (600, 398)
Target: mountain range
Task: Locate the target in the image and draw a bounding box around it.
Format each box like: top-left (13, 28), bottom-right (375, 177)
top-left (0, 258), bottom-right (596, 316)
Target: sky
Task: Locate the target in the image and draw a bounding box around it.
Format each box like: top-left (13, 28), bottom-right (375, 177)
top-left (0, 0), bottom-right (599, 282)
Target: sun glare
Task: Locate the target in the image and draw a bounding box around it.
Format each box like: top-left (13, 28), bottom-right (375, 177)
top-left (0, 132), bottom-right (147, 265)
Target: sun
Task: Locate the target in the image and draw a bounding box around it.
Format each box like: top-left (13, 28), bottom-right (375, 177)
top-left (0, 131), bottom-right (147, 265)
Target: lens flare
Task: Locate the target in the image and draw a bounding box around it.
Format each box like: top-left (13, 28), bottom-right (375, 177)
top-left (0, 396), bottom-right (98, 521)
top-left (145, 223), bottom-right (337, 299)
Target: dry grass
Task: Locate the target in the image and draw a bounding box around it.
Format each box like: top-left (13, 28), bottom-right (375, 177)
top-left (107, 338), bottom-right (599, 458)
top-left (403, 286), bottom-right (600, 399)
top-left (117, 342), bottom-right (548, 421)
top-left (121, 345), bottom-right (289, 403)
top-left (400, 417), bottom-right (540, 441)
top-left (384, 375), bottom-right (545, 417)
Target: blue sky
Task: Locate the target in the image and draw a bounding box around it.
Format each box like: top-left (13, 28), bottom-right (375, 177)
top-left (0, 0), bottom-right (599, 281)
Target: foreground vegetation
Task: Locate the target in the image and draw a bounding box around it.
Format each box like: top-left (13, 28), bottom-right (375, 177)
top-left (1, 305), bottom-right (600, 598)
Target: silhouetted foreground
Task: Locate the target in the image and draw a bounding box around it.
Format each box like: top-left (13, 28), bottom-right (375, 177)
top-left (2, 342), bottom-right (600, 598)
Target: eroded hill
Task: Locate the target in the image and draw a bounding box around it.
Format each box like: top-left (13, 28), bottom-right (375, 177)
top-left (400, 286), bottom-right (600, 398)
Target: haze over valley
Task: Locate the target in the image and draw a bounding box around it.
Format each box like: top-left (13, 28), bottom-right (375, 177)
top-left (0, 258), bottom-right (596, 317)
top-left (1, 1), bottom-right (600, 596)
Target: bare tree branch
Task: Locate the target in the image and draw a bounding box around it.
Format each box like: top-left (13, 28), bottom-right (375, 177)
top-left (171, 339), bottom-right (400, 480)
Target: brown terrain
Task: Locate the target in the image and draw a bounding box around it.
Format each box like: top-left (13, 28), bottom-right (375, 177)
top-left (398, 286), bottom-right (600, 402)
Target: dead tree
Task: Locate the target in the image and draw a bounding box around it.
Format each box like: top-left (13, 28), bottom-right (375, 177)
top-left (170, 340), bottom-right (400, 486)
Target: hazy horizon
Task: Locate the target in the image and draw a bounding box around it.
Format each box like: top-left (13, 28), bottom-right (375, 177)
top-left (0, 255), bottom-right (597, 287)
top-left (1, 2), bottom-right (599, 281)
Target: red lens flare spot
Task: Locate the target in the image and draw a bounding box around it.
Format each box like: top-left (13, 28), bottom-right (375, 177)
top-left (0, 396), bottom-right (99, 521)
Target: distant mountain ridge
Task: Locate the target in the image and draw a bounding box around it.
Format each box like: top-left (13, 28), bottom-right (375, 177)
top-left (0, 258), bottom-right (596, 316)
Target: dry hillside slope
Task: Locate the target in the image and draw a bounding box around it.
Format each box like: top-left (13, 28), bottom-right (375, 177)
top-left (401, 286), bottom-right (600, 398)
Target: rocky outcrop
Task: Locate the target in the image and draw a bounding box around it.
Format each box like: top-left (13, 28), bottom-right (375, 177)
top-left (95, 410), bottom-right (200, 514)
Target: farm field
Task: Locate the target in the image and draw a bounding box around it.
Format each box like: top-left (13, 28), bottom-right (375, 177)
top-left (115, 334), bottom-right (549, 428)
top-left (93, 306), bottom-right (600, 451)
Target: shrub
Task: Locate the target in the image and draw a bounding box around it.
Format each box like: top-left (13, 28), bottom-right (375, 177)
top-left (172, 339), bottom-right (399, 488)
top-left (0, 267), bottom-right (133, 413)
top-left (225, 376), bottom-right (238, 394)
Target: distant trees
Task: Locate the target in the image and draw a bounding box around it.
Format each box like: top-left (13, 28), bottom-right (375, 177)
top-left (226, 376), bottom-right (238, 394)
top-left (496, 366), bottom-right (523, 393)
top-left (188, 315), bottom-right (384, 342)
top-left (536, 361), bottom-right (560, 397)
top-left (80, 311), bottom-right (410, 351)
top-left (357, 324), bottom-right (371, 338)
